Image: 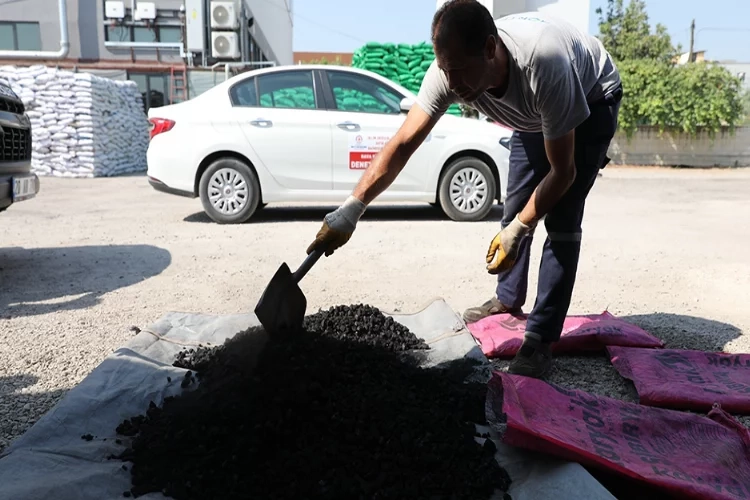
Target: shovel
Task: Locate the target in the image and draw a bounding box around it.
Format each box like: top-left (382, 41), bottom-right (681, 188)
top-left (254, 248), bottom-right (324, 336)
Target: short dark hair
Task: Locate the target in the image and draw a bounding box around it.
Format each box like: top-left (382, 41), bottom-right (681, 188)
top-left (432, 0), bottom-right (498, 56)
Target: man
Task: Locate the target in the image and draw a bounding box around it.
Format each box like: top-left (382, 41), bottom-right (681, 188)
top-left (306, 0), bottom-right (622, 378)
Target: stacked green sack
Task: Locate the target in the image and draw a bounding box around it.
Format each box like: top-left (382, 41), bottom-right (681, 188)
top-left (333, 87), bottom-right (393, 113)
top-left (257, 86), bottom-right (393, 114)
top-left (351, 41), bottom-right (462, 116)
top-left (259, 87), bottom-right (316, 109)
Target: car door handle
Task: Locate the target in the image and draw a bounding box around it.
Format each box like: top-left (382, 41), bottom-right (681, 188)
top-left (250, 119), bottom-right (273, 128)
top-left (337, 121), bottom-right (360, 131)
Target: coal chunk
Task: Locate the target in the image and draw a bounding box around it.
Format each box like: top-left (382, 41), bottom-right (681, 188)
top-left (302, 303), bottom-right (430, 351)
top-left (116, 304), bottom-right (510, 499)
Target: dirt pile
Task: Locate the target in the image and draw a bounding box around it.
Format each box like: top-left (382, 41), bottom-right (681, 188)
top-left (115, 304), bottom-right (511, 499)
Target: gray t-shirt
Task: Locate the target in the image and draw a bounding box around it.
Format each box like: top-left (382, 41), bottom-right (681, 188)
top-left (416, 12), bottom-right (621, 139)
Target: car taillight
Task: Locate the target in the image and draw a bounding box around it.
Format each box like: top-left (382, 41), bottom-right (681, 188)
top-left (149, 118), bottom-right (175, 140)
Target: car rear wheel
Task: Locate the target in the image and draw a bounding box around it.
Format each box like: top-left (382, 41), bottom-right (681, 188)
top-left (438, 157), bottom-right (496, 222)
top-left (199, 158), bottom-right (261, 224)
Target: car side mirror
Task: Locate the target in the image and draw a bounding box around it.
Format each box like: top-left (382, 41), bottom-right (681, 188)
top-left (399, 98), bottom-right (413, 113)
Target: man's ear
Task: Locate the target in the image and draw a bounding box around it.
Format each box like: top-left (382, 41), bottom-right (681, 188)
top-left (485, 36), bottom-right (496, 60)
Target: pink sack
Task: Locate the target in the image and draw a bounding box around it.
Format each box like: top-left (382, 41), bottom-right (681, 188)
top-left (487, 372), bottom-right (750, 500)
top-left (466, 311), bottom-right (664, 358)
top-left (608, 347), bottom-right (750, 413)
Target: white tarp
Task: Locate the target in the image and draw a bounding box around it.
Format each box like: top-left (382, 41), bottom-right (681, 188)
top-left (0, 298), bottom-right (614, 500)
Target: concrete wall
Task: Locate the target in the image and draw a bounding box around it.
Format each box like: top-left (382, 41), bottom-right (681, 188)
top-left (0, 0), bottom-right (293, 66)
top-left (246, 0), bottom-right (292, 66)
top-left (527, 0), bottom-right (590, 34)
top-left (608, 126), bottom-right (750, 167)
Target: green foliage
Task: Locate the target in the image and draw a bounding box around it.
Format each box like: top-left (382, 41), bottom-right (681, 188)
top-left (742, 90), bottom-right (750, 125)
top-left (307, 56), bottom-right (346, 65)
top-left (617, 60), bottom-right (745, 137)
top-left (596, 0), bottom-right (679, 63)
top-left (596, 0), bottom-right (745, 136)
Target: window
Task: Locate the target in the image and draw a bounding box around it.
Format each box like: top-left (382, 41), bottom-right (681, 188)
top-left (105, 25), bottom-right (181, 43)
top-left (257, 71), bottom-right (316, 109)
top-left (159, 26), bottom-right (182, 44)
top-left (326, 71), bottom-right (402, 114)
top-left (133, 27), bottom-right (157, 43)
top-left (105, 26), bottom-right (130, 42)
top-left (0, 22), bottom-right (41, 51)
top-left (129, 72), bottom-right (172, 112)
top-left (230, 78), bottom-right (258, 107)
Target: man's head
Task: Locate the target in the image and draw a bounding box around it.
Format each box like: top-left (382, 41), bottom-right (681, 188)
top-left (432, 0), bottom-right (502, 101)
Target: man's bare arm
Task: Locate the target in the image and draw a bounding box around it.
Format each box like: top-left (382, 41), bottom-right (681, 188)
top-left (352, 105), bottom-right (440, 205)
top-left (517, 130), bottom-right (577, 225)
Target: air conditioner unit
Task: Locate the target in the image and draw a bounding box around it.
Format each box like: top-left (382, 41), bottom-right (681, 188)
top-left (211, 1), bottom-right (239, 30)
top-left (212, 31), bottom-right (240, 59)
top-left (134, 2), bottom-right (157, 21)
top-left (105, 1), bottom-right (125, 19)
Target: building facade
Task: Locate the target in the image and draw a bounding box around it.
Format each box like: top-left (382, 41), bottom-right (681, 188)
top-left (0, 0), bottom-right (293, 110)
top-left (436, 0), bottom-right (591, 35)
top-left (719, 62), bottom-right (750, 92)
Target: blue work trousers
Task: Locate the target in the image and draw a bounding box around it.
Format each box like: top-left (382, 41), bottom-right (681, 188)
top-left (495, 85), bottom-right (623, 343)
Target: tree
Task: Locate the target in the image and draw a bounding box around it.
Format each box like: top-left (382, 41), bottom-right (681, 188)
top-left (307, 56), bottom-right (346, 65)
top-left (616, 60), bottom-right (745, 136)
top-left (596, 0), bottom-right (679, 63)
top-left (742, 90), bottom-right (750, 125)
top-left (596, 0), bottom-right (745, 137)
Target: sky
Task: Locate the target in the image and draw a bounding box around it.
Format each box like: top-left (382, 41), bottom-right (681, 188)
top-left (292, 0), bottom-right (750, 63)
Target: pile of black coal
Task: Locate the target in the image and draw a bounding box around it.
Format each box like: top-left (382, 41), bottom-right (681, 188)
top-left (115, 304), bottom-right (511, 499)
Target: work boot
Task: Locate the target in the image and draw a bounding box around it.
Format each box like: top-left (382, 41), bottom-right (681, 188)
top-left (462, 297), bottom-right (521, 324)
top-left (508, 342), bottom-right (553, 379)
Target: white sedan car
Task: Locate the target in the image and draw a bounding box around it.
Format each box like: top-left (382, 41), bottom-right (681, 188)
top-left (146, 64), bottom-right (511, 223)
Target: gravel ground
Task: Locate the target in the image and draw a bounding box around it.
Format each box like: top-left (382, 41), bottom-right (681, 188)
top-left (1, 167), bottom-right (750, 451)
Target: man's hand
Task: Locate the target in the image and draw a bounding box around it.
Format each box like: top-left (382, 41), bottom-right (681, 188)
top-left (306, 195), bottom-right (366, 256)
top-left (486, 215), bottom-right (534, 274)
top-left (307, 103), bottom-right (440, 258)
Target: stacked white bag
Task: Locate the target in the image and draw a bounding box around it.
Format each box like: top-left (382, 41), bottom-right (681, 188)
top-left (0, 64), bottom-right (149, 178)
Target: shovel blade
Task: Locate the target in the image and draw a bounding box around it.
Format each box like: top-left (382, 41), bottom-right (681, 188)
top-left (254, 262), bottom-right (308, 336)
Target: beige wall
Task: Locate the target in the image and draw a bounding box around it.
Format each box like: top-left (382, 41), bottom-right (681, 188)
top-left (608, 126), bottom-right (750, 167)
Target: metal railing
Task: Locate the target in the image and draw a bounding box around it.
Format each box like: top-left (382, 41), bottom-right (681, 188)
top-left (210, 61), bottom-right (277, 84)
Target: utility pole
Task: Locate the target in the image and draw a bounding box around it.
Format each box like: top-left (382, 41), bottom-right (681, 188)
top-left (688, 19), bottom-right (695, 63)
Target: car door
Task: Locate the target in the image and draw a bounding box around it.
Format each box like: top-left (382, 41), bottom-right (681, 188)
top-left (229, 70), bottom-right (332, 191)
top-left (323, 69), bottom-right (435, 195)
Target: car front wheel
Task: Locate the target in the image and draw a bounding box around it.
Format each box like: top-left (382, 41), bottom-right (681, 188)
top-left (199, 158), bottom-right (261, 224)
top-left (438, 156), bottom-right (497, 222)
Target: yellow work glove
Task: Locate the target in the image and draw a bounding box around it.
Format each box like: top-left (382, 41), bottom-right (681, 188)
top-left (306, 195), bottom-right (367, 257)
top-left (486, 215), bottom-right (533, 274)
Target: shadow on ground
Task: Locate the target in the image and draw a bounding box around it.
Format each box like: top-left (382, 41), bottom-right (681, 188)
top-left (184, 203), bottom-right (506, 224)
top-left (0, 375), bottom-right (67, 454)
top-left (622, 312), bottom-right (743, 352)
top-left (0, 245), bottom-right (171, 318)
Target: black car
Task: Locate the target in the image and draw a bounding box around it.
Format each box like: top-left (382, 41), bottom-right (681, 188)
top-left (0, 81), bottom-right (38, 213)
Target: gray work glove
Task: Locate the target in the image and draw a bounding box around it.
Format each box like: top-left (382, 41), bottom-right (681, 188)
top-left (306, 195), bottom-right (367, 256)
